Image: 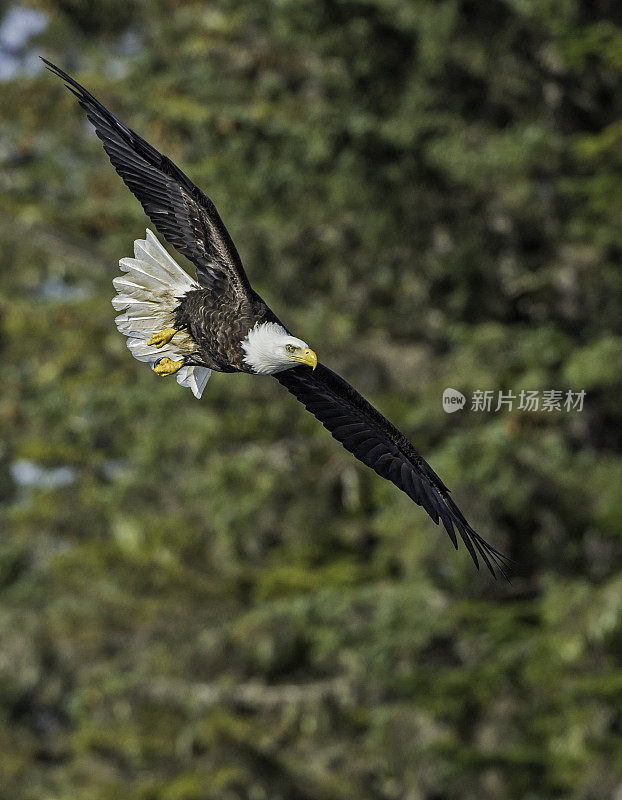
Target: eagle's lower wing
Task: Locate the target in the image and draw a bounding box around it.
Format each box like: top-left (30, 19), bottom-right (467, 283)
top-left (43, 59), bottom-right (251, 299)
top-left (275, 364), bottom-right (509, 578)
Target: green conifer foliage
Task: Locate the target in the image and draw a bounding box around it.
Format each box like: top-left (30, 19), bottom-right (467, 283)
top-left (1, 1), bottom-right (621, 797)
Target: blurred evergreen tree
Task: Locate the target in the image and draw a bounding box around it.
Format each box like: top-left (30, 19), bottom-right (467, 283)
top-left (1, 0), bottom-right (621, 797)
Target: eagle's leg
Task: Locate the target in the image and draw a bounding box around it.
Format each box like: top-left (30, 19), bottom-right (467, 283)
top-left (148, 328), bottom-right (178, 348)
top-left (153, 357), bottom-right (184, 377)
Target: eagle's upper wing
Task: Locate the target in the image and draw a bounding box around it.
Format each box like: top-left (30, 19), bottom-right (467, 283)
top-left (43, 59), bottom-right (252, 299)
top-left (276, 364), bottom-right (509, 578)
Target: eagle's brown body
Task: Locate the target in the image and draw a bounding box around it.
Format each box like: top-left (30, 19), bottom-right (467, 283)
top-left (175, 288), bottom-right (281, 373)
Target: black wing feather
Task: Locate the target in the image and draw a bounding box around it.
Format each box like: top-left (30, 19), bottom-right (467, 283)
top-left (42, 58), bottom-right (251, 298)
top-left (276, 364), bottom-right (510, 579)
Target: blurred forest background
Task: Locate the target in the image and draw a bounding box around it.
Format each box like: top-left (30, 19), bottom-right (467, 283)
top-left (1, 0), bottom-right (622, 798)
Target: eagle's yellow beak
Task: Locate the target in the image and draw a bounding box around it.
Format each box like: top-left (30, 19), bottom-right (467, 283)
top-left (290, 347), bottom-right (318, 370)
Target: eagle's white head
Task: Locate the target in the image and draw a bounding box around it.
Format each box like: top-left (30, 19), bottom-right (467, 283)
top-left (241, 322), bottom-right (318, 375)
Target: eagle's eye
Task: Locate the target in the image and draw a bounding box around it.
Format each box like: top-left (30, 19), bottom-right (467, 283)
top-left (285, 344), bottom-right (297, 353)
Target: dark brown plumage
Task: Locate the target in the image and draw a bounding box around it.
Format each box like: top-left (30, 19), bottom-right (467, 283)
top-left (174, 286), bottom-right (278, 373)
top-left (44, 59), bottom-right (510, 578)
top-left (41, 58), bottom-right (277, 374)
top-left (276, 365), bottom-right (508, 576)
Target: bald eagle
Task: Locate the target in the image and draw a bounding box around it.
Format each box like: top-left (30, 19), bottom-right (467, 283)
top-left (44, 59), bottom-right (509, 578)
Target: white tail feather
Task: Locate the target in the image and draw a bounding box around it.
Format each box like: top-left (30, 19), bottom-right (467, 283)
top-left (113, 230), bottom-right (211, 399)
top-left (176, 366), bottom-right (212, 397)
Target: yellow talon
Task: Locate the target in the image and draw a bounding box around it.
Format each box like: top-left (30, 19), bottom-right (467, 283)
top-left (148, 328), bottom-right (178, 348)
top-left (153, 357), bottom-right (184, 377)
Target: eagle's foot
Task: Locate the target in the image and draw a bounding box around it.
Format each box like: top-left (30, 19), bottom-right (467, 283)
top-left (153, 357), bottom-right (183, 377)
top-left (148, 327), bottom-right (178, 348)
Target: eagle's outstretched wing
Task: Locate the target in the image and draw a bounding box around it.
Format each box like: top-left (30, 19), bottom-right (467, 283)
top-left (276, 364), bottom-right (510, 578)
top-left (42, 59), bottom-right (251, 299)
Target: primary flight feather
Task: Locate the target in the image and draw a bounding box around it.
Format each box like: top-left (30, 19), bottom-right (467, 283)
top-left (43, 59), bottom-right (509, 578)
